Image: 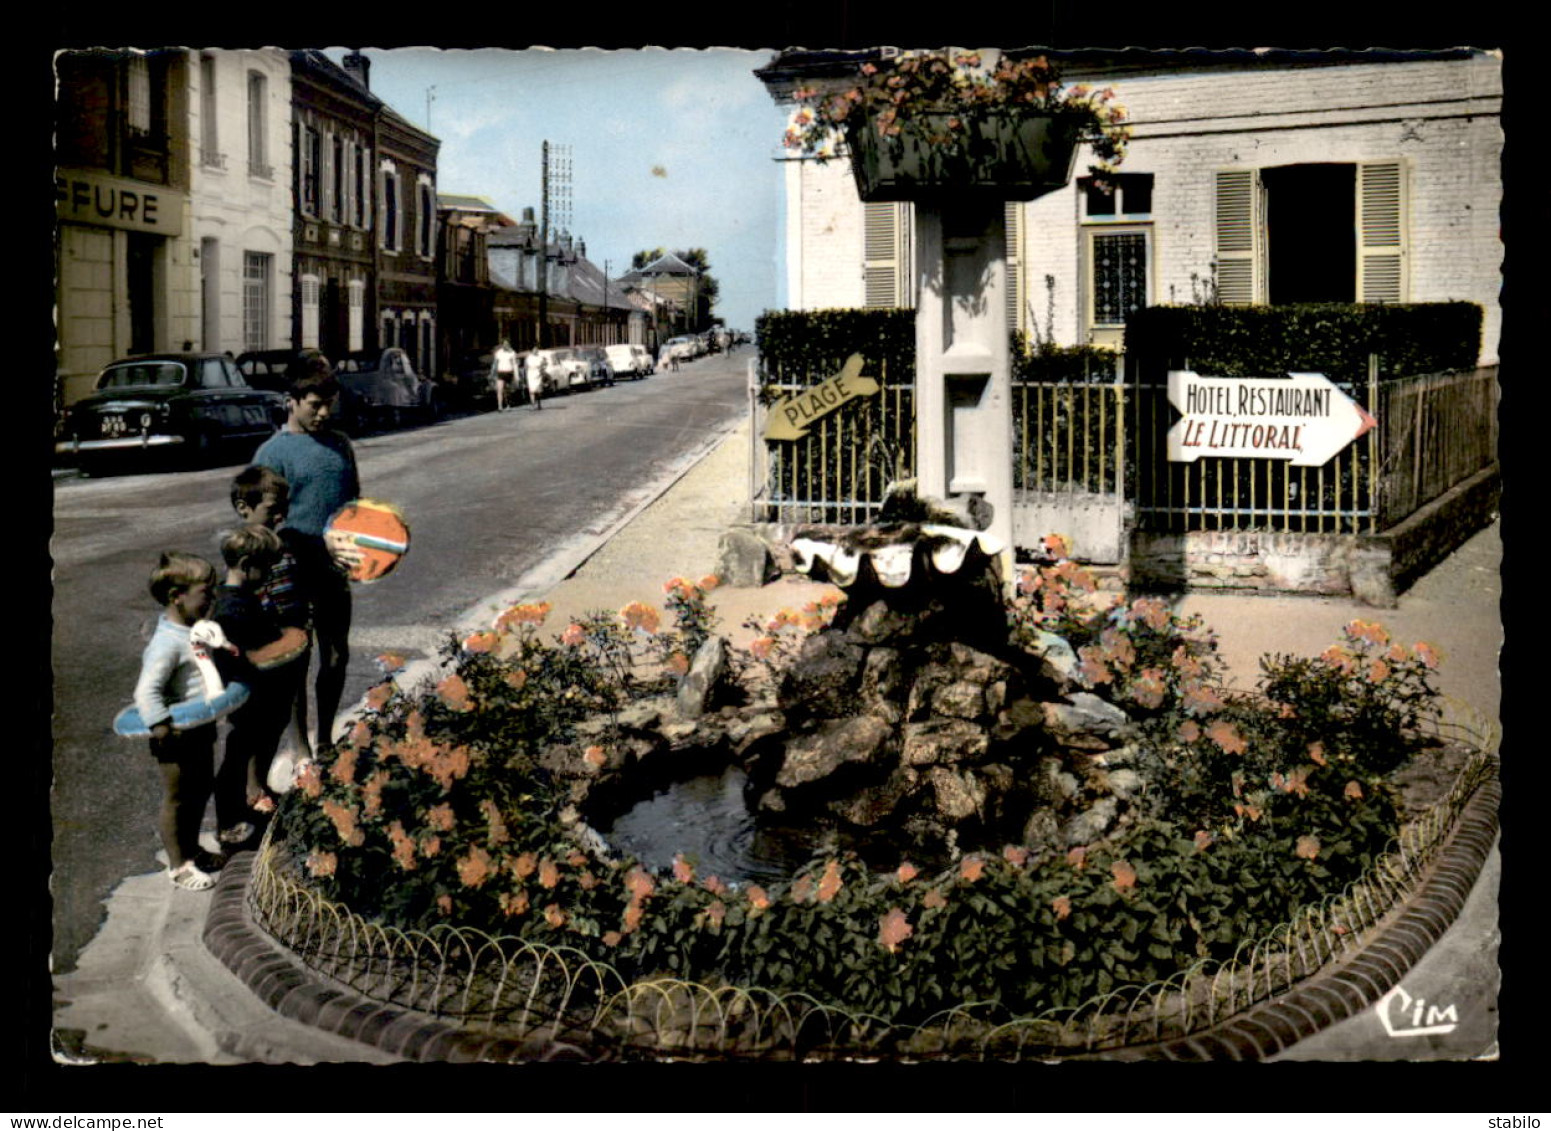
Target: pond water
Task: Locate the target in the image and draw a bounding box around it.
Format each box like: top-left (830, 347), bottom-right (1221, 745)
top-left (598, 765), bottom-right (819, 884)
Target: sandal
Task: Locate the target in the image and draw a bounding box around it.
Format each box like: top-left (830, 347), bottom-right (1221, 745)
top-left (168, 860), bottom-right (215, 891)
top-left (218, 822), bottom-right (255, 845)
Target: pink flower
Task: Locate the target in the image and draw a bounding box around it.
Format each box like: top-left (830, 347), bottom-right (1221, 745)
top-left (560, 623), bottom-right (587, 647)
top-left (878, 907), bottom-right (913, 953)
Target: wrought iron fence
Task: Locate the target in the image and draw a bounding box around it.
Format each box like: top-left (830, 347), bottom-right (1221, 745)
top-left (247, 710), bottom-right (1496, 1061)
top-left (1373, 366), bottom-right (1499, 530)
top-left (1132, 363), bottom-right (1498, 536)
top-left (1013, 378), bottom-right (1127, 497)
top-left (752, 357), bottom-right (915, 526)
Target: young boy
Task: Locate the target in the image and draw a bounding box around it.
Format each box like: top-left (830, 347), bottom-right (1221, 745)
top-left (210, 524), bottom-right (302, 847)
top-left (134, 551), bottom-right (222, 890)
top-left (231, 465), bottom-right (311, 778)
top-left (253, 356), bottom-right (361, 757)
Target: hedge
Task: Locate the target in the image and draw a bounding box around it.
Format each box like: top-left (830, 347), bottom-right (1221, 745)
top-left (756, 308), bottom-right (917, 386)
top-left (1124, 302), bottom-right (1484, 384)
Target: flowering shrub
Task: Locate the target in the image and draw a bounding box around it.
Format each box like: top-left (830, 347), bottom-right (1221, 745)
top-left (783, 50), bottom-right (1131, 177)
top-left (278, 561), bottom-right (1449, 1027)
top-left (276, 590), bottom-right (722, 928)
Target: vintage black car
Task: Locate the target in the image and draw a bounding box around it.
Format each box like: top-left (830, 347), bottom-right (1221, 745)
top-left (334, 347), bottom-right (441, 432)
top-left (55, 353), bottom-right (286, 475)
top-left (235, 348), bottom-right (313, 394)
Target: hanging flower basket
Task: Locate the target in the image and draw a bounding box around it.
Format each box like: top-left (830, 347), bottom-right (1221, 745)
top-left (846, 111), bottom-right (1079, 202)
top-left (782, 50), bottom-right (1129, 204)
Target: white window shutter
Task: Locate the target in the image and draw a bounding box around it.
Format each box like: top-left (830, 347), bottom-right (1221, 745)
top-left (1005, 200), bottom-right (1024, 333)
top-left (863, 201), bottom-right (914, 308)
top-left (1215, 168), bottom-right (1262, 305)
top-left (1358, 160), bottom-right (1407, 304)
top-left (300, 274), bottom-right (320, 348)
top-left (862, 202), bottom-right (898, 308)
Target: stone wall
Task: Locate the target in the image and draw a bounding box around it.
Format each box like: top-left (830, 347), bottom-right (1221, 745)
top-left (1129, 465), bottom-right (1500, 606)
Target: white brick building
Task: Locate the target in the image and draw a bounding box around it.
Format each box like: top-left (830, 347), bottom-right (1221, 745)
top-left (187, 49), bottom-right (294, 356)
top-left (765, 48), bottom-right (1503, 366)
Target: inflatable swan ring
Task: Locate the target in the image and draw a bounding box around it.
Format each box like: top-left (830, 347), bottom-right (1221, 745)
top-left (113, 620), bottom-right (251, 737)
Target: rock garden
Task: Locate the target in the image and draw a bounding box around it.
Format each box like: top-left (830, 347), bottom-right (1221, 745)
top-left (271, 495), bottom-right (1475, 1039)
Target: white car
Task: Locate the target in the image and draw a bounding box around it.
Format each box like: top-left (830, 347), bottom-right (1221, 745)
top-left (662, 336), bottom-right (698, 363)
top-left (604, 344), bottom-right (652, 379)
top-left (534, 347), bottom-right (590, 392)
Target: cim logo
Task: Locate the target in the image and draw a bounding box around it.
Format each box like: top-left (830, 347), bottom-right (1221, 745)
top-left (1376, 984), bottom-right (1460, 1038)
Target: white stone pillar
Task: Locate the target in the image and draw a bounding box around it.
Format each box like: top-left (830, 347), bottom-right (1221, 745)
top-left (914, 199), bottom-right (1014, 554)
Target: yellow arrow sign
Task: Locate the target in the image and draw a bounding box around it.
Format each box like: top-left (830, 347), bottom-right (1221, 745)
top-left (764, 354), bottom-right (881, 442)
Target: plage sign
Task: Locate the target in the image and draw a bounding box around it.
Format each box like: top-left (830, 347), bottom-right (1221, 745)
top-left (1166, 370), bottom-right (1377, 467)
top-left (764, 354), bottom-right (880, 441)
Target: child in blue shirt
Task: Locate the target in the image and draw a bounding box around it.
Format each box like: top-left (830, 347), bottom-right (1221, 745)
top-left (133, 551), bottom-right (221, 891)
top-left (253, 357), bottom-right (361, 757)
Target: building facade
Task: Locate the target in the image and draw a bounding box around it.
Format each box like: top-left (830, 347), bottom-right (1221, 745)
top-left (55, 48), bottom-right (197, 405)
top-left (437, 193), bottom-right (513, 370)
top-left (288, 50), bottom-right (381, 363)
top-left (375, 101), bottom-right (441, 376)
top-left (486, 218), bottom-right (629, 352)
top-left (761, 48), bottom-right (1504, 366)
top-left (187, 48), bottom-right (293, 357)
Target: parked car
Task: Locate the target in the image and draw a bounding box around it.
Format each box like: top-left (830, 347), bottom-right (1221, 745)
top-left (604, 344), bottom-right (652, 379)
top-left (446, 348), bottom-right (504, 410)
top-left (235, 348), bottom-right (313, 394)
top-left (54, 352), bottom-right (286, 476)
top-left (533, 347), bottom-right (592, 393)
top-left (334, 347), bottom-right (440, 431)
top-left (662, 336), bottom-right (698, 363)
top-left (575, 346), bottom-right (617, 387)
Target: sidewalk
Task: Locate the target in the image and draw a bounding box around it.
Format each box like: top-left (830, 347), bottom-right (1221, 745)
top-left (49, 419), bottom-right (1503, 1065)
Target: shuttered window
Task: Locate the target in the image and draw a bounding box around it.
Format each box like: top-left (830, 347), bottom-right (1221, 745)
top-left (1005, 201), bottom-right (1025, 333)
top-left (300, 274), bottom-right (320, 349)
top-left (863, 201), bottom-right (913, 308)
top-left (1215, 168), bottom-right (1263, 305)
top-left (1358, 160), bottom-right (1407, 303)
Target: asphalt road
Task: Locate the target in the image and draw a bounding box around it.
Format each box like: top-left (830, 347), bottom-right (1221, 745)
top-left (48, 349), bottom-right (752, 972)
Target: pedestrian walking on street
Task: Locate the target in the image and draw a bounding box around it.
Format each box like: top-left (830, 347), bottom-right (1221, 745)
top-left (253, 356), bottom-right (362, 756)
top-left (525, 350), bottom-right (546, 410)
top-left (133, 551), bottom-right (222, 891)
top-left (492, 339), bottom-right (518, 412)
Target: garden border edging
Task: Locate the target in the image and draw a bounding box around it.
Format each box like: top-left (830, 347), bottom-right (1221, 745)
top-left (203, 756), bottom-right (1500, 1063)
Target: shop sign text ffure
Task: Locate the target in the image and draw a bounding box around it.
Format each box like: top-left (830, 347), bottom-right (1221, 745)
top-left (1166, 370), bottom-right (1377, 467)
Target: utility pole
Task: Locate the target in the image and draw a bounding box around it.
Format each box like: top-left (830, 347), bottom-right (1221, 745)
top-left (603, 259), bottom-right (610, 345)
top-left (426, 85), bottom-right (436, 131)
top-left (536, 141), bottom-right (549, 351)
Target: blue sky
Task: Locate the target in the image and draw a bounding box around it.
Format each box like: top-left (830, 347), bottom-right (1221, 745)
top-left (328, 48), bottom-right (793, 332)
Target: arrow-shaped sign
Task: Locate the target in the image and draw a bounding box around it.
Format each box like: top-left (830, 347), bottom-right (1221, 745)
top-left (764, 354), bottom-right (881, 442)
top-left (1166, 370), bottom-right (1377, 467)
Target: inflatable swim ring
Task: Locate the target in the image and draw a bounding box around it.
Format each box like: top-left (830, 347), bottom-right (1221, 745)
top-left (324, 499), bottom-right (410, 583)
top-left (113, 619), bottom-right (250, 737)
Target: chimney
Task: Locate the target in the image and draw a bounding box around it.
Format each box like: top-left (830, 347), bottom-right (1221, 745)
top-left (342, 51), bottom-right (371, 90)
top-left (514, 206), bottom-right (537, 245)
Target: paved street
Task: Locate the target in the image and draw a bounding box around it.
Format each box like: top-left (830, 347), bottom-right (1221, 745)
top-left (48, 349), bottom-right (751, 974)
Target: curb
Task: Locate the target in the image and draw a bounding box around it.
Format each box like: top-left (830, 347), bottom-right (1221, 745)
top-left (1094, 758), bottom-right (1501, 1061)
top-left (203, 852), bottom-right (580, 1063)
top-left (204, 761), bottom-right (1500, 1063)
